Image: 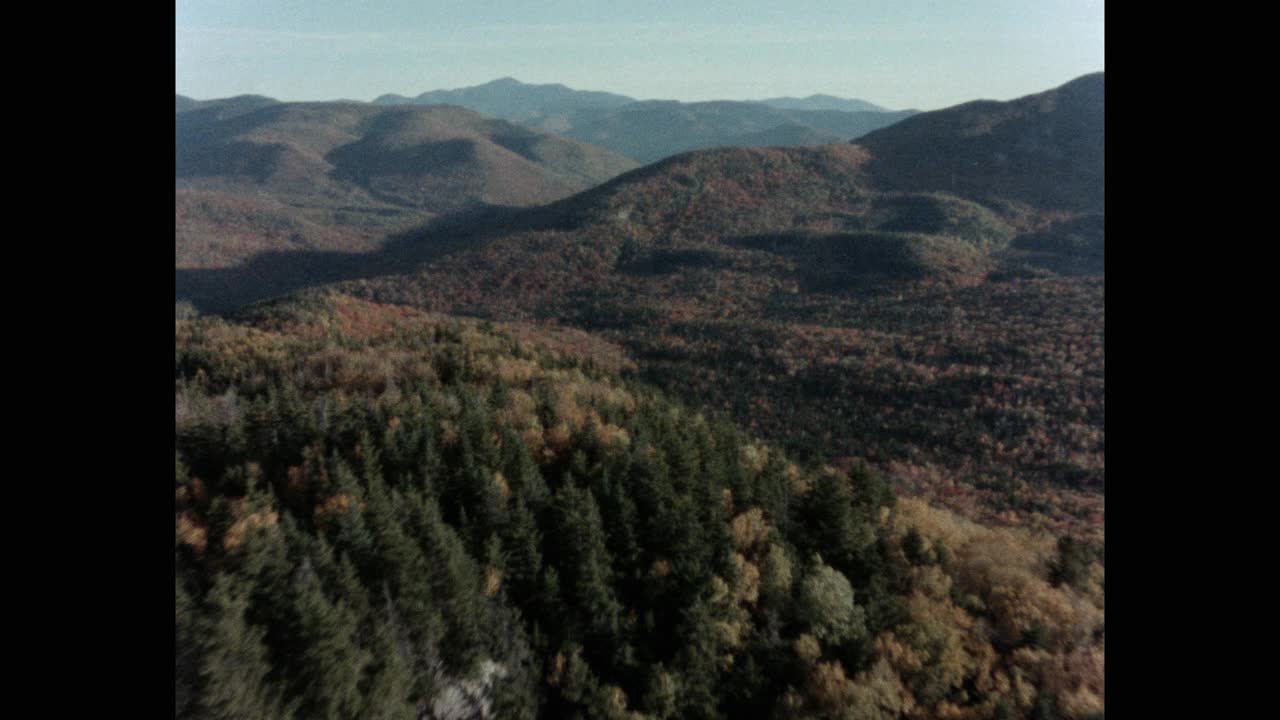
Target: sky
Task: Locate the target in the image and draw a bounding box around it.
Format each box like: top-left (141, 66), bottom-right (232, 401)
top-left (176, 1), bottom-right (1104, 111)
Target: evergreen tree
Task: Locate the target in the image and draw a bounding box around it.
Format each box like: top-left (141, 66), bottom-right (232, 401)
top-left (176, 576), bottom-right (200, 718)
top-left (552, 480), bottom-right (624, 665)
top-left (286, 557), bottom-right (371, 720)
top-left (197, 574), bottom-right (295, 720)
top-left (362, 593), bottom-right (418, 720)
top-left (502, 495), bottom-right (545, 605)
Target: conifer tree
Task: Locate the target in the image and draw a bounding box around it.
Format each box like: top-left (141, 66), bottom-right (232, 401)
top-left (197, 574), bottom-right (295, 720)
top-left (553, 479), bottom-right (624, 663)
top-left (287, 557), bottom-right (371, 720)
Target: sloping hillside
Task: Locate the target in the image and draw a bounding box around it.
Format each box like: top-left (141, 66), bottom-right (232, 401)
top-left (176, 100), bottom-right (638, 216)
top-left (323, 134), bottom-right (1102, 539)
top-left (857, 73), bottom-right (1104, 213)
top-left (175, 99), bottom-right (639, 286)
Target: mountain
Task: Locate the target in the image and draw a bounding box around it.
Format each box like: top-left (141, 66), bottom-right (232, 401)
top-left (373, 76), bottom-right (637, 124)
top-left (758, 93), bottom-right (888, 113)
top-left (175, 93), bottom-right (281, 118)
top-left (177, 100), bottom-right (638, 214)
top-left (176, 99), bottom-right (639, 310)
top-left (561, 102), bottom-right (916, 164)
top-left (321, 93), bottom-right (1100, 535)
top-left (180, 75), bottom-right (1103, 537)
top-left (857, 72), bottom-right (1105, 213)
top-left (372, 77), bottom-right (915, 162)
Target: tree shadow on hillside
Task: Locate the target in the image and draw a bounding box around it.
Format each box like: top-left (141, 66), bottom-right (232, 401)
top-left (176, 201), bottom-right (581, 315)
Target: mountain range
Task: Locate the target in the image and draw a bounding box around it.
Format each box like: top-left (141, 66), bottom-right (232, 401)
top-left (175, 71), bottom-right (1104, 720)
top-left (177, 73), bottom-right (1104, 540)
top-left (373, 77), bottom-right (916, 163)
top-left (175, 98), bottom-right (638, 278)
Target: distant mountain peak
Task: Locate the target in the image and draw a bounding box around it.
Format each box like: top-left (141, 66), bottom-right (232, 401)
top-left (757, 94), bottom-right (890, 113)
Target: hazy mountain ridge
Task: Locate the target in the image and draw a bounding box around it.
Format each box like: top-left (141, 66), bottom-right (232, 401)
top-left (175, 98), bottom-right (640, 310)
top-left (757, 93), bottom-right (888, 113)
top-left (373, 76), bottom-right (637, 121)
top-left (175, 99), bottom-right (639, 272)
top-left (561, 102), bottom-right (917, 164)
top-left (372, 77), bottom-right (914, 162)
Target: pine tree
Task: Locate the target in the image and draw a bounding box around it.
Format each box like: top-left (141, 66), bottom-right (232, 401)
top-left (502, 495), bottom-right (544, 605)
top-left (176, 576), bottom-right (200, 718)
top-left (197, 574), bottom-right (295, 720)
top-left (552, 480), bottom-right (624, 664)
top-left (286, 556), bottom-right (371, 720)
top-left (362, 593), bottom-right (418, 720)
top-left (407, 488), bottom-right (485, 674)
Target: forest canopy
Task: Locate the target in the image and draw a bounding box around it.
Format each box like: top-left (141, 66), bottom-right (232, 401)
top-left (175, 295), bottom-right (1103, 720)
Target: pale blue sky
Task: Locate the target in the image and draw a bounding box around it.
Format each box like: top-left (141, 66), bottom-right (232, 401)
top-left (176, 1), bottom-right (1104, 110)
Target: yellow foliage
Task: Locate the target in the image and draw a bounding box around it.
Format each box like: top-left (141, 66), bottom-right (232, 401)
top-left (910, 565), bottom-right (954, 601)
top-left (495, 389), bottom-right (538, 429)
top-left (175, 485), bottom-right (194, 511)
top-left (1058, 686), bottom-right (1105, 720)
top-left (223, 509), bottom-right (279, 552)
top-left (715, 619), bottom-right (744, 649)
top-left (848, 658), bottom-right (915, 720)
top-left (592, 419), bottom-right (631, 449)
top-left (545, 421), bottom-right (573, 455)
top-left (806, 661), bottom-right (855, 712)
top-left (602, 685), bottom-right (631, 719)
top-left (176, 513), bottom-right (207, 554)
top-left (547, 652), bottom-right (566, 687)
top-left (482, 567), bottom-right (502, 598)
top-left (897, 591), bottom-right (974, 700)
top-left (786, 464), bottom-right (810, 497)
top-left (492, 471), bottom-right (511, 504)
top-left (794, 633), bottom-right (822, 665)
top-left (495, 356), bottom-right (538, 385)
top-left (439, 419), bottom-right (459, 449)
top-left (313, 494), bottom-right (361, 534)
top-left (520, 425), bottom-right (546, 459)
top-left (710, 576), bottom-right (731, 605)
top-left (874, 633), bottom-right (923, 675)
top-left (730, 508), bottom-right (771, 552)
top-left (733, 553), bottom-right (761, 606)
top-left (739, 444), bottom-right (769, 476)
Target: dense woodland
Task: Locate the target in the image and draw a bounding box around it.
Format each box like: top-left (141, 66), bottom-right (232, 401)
top-left (176, 295), bottom-right (1103, 719)
top-left (338, 141), bottom-right (1104, 543)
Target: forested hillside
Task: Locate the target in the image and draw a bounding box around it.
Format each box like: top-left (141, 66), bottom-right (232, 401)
top-left (175, 293), bottom-right (1104, 719)
top-left (332, 135), bottom-right (1103, 541)
top-left (175, 99), bottom-right (638, 310)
